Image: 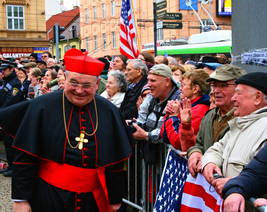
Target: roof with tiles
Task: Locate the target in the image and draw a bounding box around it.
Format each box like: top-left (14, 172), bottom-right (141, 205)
top-left (46, 7), bottom-right (80, 40)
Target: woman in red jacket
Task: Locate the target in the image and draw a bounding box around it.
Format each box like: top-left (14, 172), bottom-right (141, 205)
top-left (161, 69), bottom-right (210, 151)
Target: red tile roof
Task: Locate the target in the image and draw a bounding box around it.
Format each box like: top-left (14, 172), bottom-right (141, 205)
top-left (46, 7), bottom-right (80, 40)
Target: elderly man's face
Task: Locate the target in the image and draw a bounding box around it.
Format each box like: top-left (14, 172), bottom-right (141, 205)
top-left (210, 80), bottom-right (236, 109)
top-left (64, 72), bottom-right (99, 107)
top-left (147, 74), bottom-right (170, 100)
top-left (231, 84), bottom-right (259, 117)
top-left (125, 61), bottom-right (142, 83)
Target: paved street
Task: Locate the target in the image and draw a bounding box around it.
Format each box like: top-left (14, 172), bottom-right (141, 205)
top-left (0, 141), bottom-right (12, 212)
top-left (0, 174), bottom-right (12, 212)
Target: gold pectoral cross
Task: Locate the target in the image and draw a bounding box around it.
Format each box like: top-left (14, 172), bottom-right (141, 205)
top-left (75, 132), bottom-right (88, 150)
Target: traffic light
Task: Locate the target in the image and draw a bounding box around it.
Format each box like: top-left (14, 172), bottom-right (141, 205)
top-left (53, 24), bottom-right (65, 44)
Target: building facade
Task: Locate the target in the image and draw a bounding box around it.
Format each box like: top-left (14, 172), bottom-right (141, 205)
top-left (46, 7), bottom-right (80, 60)
top-left (0, 0), bottom-right (49, 59)
top-left (80, 0), bottom-right (231, 58)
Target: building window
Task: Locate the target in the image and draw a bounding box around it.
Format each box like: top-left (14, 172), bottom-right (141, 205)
top-left (94, 35), bottom-right (98, 50)
top-left (85, 8), bottom-right (89, 24)
top-left (111, 1), bottom-right (115, 17)
top-left (157, 29), bottom-right (163, 41)
top-left (93, 6), bottom-right (97, 20)
top-left (72, 25), bottom-right (77, 38)
top-left (112, 32), bottom-right (116, 48)
top-left (6, 5), bottom-right (24, 30)
top-left (64, 45), bottom-right (71, 52)
top-left (103, 33), bottom-right (106, 49)
top-left (85, 37), bottom-right (89, 51)
top-left (59, 48), bottom-right (62, 59)
top-left (102, 3), bottom-right (106, 18)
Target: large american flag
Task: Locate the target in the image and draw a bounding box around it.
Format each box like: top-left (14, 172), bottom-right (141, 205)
top-left (153, 149), bottom-right (188, 212)
top-left (120, 0), bottom-right (139, 59)
top-left (181, 173), bottom-right (223, 212)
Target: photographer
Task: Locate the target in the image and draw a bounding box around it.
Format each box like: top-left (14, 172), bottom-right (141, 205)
top-left (131, 64), bottom-right (180, 164)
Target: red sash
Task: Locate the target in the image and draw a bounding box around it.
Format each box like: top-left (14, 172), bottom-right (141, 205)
top-left (39, 160), bottom-right (111, 212)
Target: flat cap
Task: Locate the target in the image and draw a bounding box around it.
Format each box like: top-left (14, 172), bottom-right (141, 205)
top-left (207, 64), bottom-right (247, 82)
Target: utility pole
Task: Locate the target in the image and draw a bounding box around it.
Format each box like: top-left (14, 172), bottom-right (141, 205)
top-left (153, 1), bottom-right (158, 56)
top-left (53, 24), bottom-right (65, 61)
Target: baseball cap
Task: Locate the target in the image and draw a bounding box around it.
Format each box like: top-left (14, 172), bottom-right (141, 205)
top-left (149, 64), bottom-right (172, 78)
top-left (207, 64), bottom-right (247, 82)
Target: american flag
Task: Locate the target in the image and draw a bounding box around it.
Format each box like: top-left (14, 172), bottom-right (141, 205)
top-left (120, 0), bottom-right (139, 59)
top-left (181, 173), bottom-right (223, 212)
top-left (153, 149), bottom-right (188, 212)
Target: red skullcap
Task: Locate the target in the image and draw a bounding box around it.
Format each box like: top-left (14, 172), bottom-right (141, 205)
top-left (64, 49), bottom-right (105, 76)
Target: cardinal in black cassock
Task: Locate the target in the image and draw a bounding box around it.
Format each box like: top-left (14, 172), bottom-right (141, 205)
top-left (0, 49), bottom-right (132, 212)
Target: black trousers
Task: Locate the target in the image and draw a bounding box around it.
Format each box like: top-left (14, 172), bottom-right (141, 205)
top-left (3, 135), bottom-right (15, 169)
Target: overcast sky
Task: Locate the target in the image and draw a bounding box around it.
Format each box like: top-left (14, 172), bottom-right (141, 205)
top-left (46, 0), bottom-right (79, 19)
top-left (61, 0), bottom-right (79, 10)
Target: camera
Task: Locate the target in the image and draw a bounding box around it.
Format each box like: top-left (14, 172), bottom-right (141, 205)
top-left (127, 120), bottom-right (137, 133)
top-left (47, 78), bottom-right (58, 88)
top-left (213, 173), bottom-right (223, 179)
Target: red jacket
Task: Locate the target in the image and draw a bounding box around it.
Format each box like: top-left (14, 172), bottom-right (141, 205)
top-left (161, 95), bottom-right (210, 151)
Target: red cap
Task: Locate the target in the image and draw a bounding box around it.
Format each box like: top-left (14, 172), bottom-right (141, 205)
top-left (64, 49), bottom-right (104, 76)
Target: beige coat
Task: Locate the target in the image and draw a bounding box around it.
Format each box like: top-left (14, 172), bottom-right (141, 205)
top-left (202, 106), bottom-right (267, 177)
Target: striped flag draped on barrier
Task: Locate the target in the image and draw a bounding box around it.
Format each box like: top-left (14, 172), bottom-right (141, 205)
top-left (153, 149), bottom-right (188, 212)
top-left (120, 0), bottom-right (139, 59)
top-left (181, 173), bottom-right (223, 212)
top-left (153, 148), bottom-right (223, 211)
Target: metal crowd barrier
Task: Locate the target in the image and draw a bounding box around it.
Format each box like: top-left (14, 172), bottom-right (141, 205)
top-left (249, 198), bottom-right (267, 212)
top-left (123, 142), bottom-right (267, 212)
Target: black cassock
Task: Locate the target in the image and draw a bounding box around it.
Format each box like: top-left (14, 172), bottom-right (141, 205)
top-left (0, 91), bottom-right (132, 212)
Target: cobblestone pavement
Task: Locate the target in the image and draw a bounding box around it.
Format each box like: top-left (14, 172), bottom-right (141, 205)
top-left (0, 174), bottom-right (12, 212)
top-left (0, 141), bottom-right (12, 212)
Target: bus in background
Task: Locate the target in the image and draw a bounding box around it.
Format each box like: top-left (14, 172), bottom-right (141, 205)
top-left (141, 30), bottom-right (232, 63)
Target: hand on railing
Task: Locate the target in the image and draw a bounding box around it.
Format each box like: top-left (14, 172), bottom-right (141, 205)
top-left (188, 152), bottom-right (202, 177)
top-left (254, 198), bottom-right (267, 208)
top-left (211, 177), bottom-right (231, 195)
top-left (224, 193), bottom-right (245, 212)
top-left (202, 162), bottom-right (222, 184)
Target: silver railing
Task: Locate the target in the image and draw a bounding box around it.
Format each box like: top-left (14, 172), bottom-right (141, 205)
top-left (123, 143), bottom-right (267, 212)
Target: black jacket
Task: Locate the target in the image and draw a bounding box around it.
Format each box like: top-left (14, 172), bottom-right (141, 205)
top-left (119, 75), bottom-right (147, 120)
top-left (0, 71), bottom-right (22, 107)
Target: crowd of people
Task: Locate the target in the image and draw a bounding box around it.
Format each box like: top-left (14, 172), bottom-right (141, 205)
top-left (0, 49), bottom-right (267, 212)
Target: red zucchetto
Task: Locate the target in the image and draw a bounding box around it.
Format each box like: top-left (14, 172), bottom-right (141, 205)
top-left (64, 49), bottom-right (105, 76)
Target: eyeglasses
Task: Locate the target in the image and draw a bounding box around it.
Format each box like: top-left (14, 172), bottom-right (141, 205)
top-left (210, 82), bottom-right (236, 88)
top-left (68, 80), bottom-right (95, 89)
top-left (42, 55), bottom-right (48, 58)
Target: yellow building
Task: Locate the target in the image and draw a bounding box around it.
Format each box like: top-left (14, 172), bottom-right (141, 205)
top-left (80, 0), bottom-right (231, 58)
top-left (46, 7), bottom-right (80, 60)
top-left (0, 0), bottom-right (49, 59)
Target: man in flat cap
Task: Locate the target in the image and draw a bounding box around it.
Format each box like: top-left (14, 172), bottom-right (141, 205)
top-left (187, 64), bottom-right (246, 178)
top-left (0, 60), bottom-right (22, 177)
top-left (4, 49), bottom-right (132, 212)
top-left (201, 72), bottom-right (267, 196)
